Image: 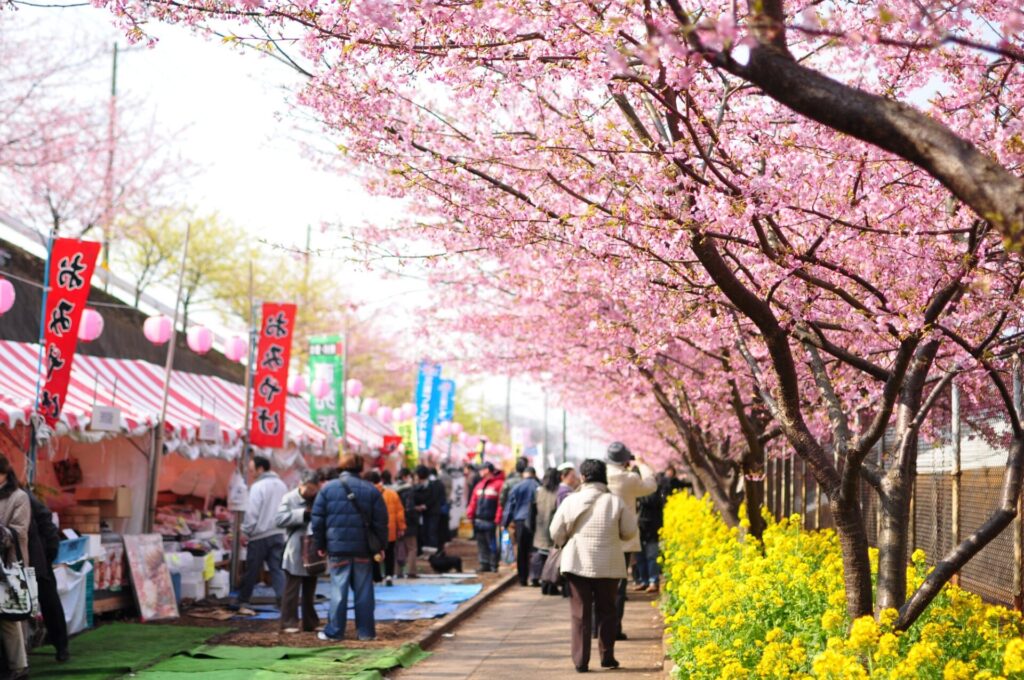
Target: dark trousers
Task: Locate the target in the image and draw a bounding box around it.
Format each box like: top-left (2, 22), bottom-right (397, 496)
top-left (280, 573), bottom-right (318, 631)
top-left (615, 552), bottom-right (630, 635)
top-left (420, 515), bottom-right (441, 551)
top-left (373, 542), bottom-right (397, 581)
top-left (474, 527), bottom-right (498, 571)
top-left (238, 534), bottom-right (286, 604)
top-left (513, 520), bottom-right (534, 585)
top-left (566, 573), bottom-right (618, 669)
top-left (38, 574), bottom-right (68, 652)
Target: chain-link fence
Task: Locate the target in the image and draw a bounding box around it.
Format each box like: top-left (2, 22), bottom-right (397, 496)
top-left (762, 380), bottom-right (1023, 609)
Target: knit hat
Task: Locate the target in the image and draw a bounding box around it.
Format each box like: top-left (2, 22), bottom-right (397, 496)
top-left (606, 441), bottom-right (634, 464)
top-left (556, 461), bottom-right (575, 472)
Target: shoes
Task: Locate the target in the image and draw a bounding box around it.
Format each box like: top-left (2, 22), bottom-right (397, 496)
top-left (317, 632), bottom-right (342, 642)
top-left (385, 577), bottom-right (393, 587)
top-left (616, 631), bottom-right (628, 641)
top-left (357, 636), bottom-right (376, 642)
top-left (529, 580), bottom-right (541, 587)
top-left (600, 658), bottom-right (620, 669)
top-left (632, 583), bottom-right (648, 592)
top-left (55, 648), bottom-right (71, 663)
top-left (282, 627), bottom-right (300, 634)
top-left (646, 583), bottom-right (660, 593)
top-left (575, 665), bottom-right (589, 673)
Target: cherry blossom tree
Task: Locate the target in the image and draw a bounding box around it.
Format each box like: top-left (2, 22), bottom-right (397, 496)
top-left (83, 0), bottom-right (1024, 629)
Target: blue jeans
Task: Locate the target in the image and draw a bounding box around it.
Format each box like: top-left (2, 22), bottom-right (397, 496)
top-left (637, 540), bottom-right (660, 585)
top-left (324, 557), bottom-right (375, 640)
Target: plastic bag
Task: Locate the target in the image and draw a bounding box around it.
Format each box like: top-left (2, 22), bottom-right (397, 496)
top-left (227, 472), bottom-right (249, 512)
top-left (500, 529), bottom-right (515, 564)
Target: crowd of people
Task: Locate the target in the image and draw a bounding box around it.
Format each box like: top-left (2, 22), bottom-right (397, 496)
top-left (235, 452), bottom-right (454, 640)
top-left (462, 443), bottom-right (688, 673)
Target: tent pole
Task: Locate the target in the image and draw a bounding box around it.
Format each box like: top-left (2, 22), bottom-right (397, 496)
top-left (145, 222), bottom-right (191, 533)
top-left (230, 262), bottom-right (255, 591)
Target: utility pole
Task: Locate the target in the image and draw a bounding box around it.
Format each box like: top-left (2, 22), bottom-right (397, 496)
top-left (561, 408), bottom-right (567, 464)
top-left (504, 376), bottom-right (511, 434)
top-left (101, 42), bottom-right (119, 289)
top-left (542, 390), bottom-right (548, 464)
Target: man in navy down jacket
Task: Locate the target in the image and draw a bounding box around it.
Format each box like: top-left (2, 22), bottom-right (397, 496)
top-left (311, 452), bottom-right (388, 641)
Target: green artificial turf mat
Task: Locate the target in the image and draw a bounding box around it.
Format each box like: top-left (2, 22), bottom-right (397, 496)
top-left (29, 622), bottom-right (229, 680)
top-left (135, 642), bottom-right (430, 679)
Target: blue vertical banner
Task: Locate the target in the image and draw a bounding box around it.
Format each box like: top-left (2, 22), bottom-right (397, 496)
top-left (415, 362), bottom-right (443, 451)
top-left (436, 379), bottom-right (456, 423)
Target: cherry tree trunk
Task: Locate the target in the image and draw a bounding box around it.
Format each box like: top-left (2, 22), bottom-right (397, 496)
top-left (831, 495), bottom-right (876, 619)
top-left (876, 474), bottom-right (913, 611)
top-left (744, 475), bottom-right (767, 541)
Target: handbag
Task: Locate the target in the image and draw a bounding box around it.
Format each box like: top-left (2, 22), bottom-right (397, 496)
top-left (540, 547), bottom-right (562, 585)
top-left (300, 531), bottom-right (326, 576)
top-left (0, 531), bottom-right (36, 621)
top-left (339, 480), bottom-right (386, 555)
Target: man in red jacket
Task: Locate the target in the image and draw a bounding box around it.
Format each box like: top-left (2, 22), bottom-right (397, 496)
top-left (466, 462), bottom-right (505, 572)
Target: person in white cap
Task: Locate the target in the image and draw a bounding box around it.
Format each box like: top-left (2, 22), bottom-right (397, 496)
top-left (605, 442), bottom-right (656, 641)
top-left (556, 461), bottom-right (579, 507)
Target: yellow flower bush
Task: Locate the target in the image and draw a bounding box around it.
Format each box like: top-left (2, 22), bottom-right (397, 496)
top-left (660, 493), bottom-right (1024, 679)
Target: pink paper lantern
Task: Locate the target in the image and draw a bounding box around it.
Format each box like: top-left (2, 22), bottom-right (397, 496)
top-left (312, 377), bottom-right (331, 399)
top-left (143, 315), bottom-right (173, 345)
top-left (435, 422), bottom-right (451, 438)
top-left (78, 308), bottom-right (104, 342)
top-left (465, 435), bottom-right (479, 450)
top-left (224, 335), bottom-right (247, 362)
top-left (346, 378), bottom-right (363, 398)
top-left (450, 422), bottom-right (464, 436)
top-left (288, 374), bottom-right (307, 395)
top-left (0, 279), bottom-right (14, 315)
top-left (400, 403), bottom-right (416, 420)
top-left (457, 431), bottom-right (468, 444)
top-left (378, 406), bottom-right (393, 424)
top-left (362, 397), bottom-right (380, 416)
top-left (186, 326), bottom-right (214, 354)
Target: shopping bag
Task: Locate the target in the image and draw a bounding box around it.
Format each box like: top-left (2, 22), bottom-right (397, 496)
top-left (500, 529), bottom-right (515, 564)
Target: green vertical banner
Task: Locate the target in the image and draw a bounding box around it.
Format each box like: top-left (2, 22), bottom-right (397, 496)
top-left (396, 419), bottom-right (418, 470)
top-left (309, 335), bottom-right (345, 439)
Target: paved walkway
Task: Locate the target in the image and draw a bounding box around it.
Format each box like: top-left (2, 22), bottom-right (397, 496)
top-left (395, 584), bottom-right (665, 679)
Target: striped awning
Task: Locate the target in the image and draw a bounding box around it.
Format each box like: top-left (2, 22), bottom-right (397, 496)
top-left (0, 340), bottom-right (328, 455)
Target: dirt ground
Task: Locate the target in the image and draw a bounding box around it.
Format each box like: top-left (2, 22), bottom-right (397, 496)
top-left (157, 539), bottom-right (502, 649)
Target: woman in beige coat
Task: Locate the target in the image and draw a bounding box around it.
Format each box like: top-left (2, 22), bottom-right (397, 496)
top-left (550, 459), bottom-right (637, 673)
top-left (0, 454), bottom-right (30, 679)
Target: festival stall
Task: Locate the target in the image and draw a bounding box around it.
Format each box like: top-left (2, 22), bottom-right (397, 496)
top-left (0, 339), bottom-right (333, 618)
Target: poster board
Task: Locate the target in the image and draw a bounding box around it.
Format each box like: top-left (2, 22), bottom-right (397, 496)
top-left (123, 534), bottom-right (179, 621)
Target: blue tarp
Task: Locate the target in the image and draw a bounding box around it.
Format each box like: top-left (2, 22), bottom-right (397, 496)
top-left (234, 580), bottom-right (480, 622)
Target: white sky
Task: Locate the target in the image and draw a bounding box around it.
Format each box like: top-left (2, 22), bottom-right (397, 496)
top-left (4, 7), bottom-right (608, 453)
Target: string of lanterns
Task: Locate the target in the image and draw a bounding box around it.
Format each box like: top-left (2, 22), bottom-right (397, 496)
top-left (0, 283), bottom-right (501, 452)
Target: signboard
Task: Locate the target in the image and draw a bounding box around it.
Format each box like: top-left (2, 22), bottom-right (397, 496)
top-left (309, 335), bottom-right (344, 438)
top-left (415, 362), bottom-right (442, 451)
top-left (250, 302), bottom-right (297, 448)
top-left (395, 419), bottom-right (418, 470)
top-left (436, 379), bottom-right (456, 423)
top-left (90, 405), bottom-right (121, 433)
top-left (37, 238), bottom-right (101, 426)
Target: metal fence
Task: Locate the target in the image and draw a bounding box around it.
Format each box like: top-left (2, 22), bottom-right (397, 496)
top-left (761, 381), bottom-right (1024, 609)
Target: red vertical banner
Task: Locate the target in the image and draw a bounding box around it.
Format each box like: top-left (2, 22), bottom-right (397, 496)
top-left (37, 239), bottom-right (101, 427)
top-left (250, 302), bottom-right (297, 448)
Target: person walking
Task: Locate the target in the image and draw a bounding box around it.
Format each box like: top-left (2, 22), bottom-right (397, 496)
top-left (394, 468), bottom-right (419, 578)
top-left (550, 459), bottom-right (636, 673)
top-left (502, 466), bottom-right (539, 586)
top-left (499, 457), bottom-right (527, 511)
top-left (605, 442), bottom-right (657, 640)
top-left (556, 462), bottom-right (579, 506)
top-left (635, 488), bottom-right (664, 593)
top-left (413, 465), bottom-right (444, 554)
top-left (466, 462), bottom-right (505, 572)
top-left (275, 469), bottom-right (322, 634)
top-left (366, 470), bottom-right (405, 586)
top-left (238, 455), bottom-right (288, 608)
top-left (310, 453), bottom-right (387, 641)
top-left (0, 455), bottom-right (30, 679)
top-left (26, 489), bottom-right (68, 660)
top-left (531, 468), bottom-right (561, 595)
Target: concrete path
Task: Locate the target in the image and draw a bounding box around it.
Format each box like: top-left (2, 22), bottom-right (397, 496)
top-left (394, 584), bottom-right (665, 679)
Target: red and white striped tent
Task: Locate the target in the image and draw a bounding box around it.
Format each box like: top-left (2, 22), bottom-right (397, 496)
top-left (0, 340), bottom-right (329, 457)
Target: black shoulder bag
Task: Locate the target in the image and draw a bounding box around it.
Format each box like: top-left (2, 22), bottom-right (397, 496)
top-left (339, 480), bottom-right (386, 555)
